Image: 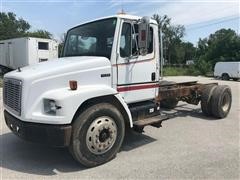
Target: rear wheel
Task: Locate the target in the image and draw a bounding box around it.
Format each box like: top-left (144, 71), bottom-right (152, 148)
top-left (221, 73), bottom-right (229, 80)
top-left (211, 85), bottom-right (232, 118)
top-left (201, 84), bottom-right (217, 116)
top-left (233, 78), bottom-right (239, 81)
top-left (69, 103), bottom-right (125, 167)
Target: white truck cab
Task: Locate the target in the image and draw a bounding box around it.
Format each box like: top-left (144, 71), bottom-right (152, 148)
top-left (3, 14), bottom-right (232, 167)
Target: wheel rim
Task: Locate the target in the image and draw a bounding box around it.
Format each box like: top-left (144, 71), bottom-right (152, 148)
top-left (86, 116), bottom-right (117, 155)
top-left (221, 93), bottom-right (230, 112)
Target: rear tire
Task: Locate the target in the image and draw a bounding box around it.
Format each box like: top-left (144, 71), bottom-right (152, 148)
top-left (233, 78), bottom-right (239, 81)
top-left (221, 73), bottom-right (229, 80)
top-left (69, 103), bottom-right (125, 167)
top-left (201, 84), bottom-right (217, 116)
top-left (211, 85), bottom-right (232, 118)
top-left (160, 98), bottom-right (178, 109)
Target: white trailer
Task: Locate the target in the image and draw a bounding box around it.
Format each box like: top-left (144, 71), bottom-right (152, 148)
top-left (214, 61), bottom-right (240, 81)
top-left (0, 37), bottom-right (58, 73)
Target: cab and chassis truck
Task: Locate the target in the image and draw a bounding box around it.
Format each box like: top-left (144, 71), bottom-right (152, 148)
top-left (3, 14), bottom-right (232, 167)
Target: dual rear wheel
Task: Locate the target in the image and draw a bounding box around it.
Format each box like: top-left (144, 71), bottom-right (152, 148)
top-left (201, 85), bottom-right (232, 118)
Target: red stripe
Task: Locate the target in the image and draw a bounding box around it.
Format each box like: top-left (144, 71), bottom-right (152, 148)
top-left (112, 58), bottom-right (154, 67)
top-left (117, 83), bottom-right (159, 92)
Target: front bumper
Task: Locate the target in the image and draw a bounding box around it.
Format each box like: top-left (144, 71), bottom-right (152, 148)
top-left (4, 110), bottom-right (72, 147)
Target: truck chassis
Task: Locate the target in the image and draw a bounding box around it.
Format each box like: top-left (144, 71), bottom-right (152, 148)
top-left (130, 81), bottom-right (231, 131)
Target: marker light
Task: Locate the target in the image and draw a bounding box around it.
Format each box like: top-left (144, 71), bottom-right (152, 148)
top-left (69, 80), bottom-right (77, 90)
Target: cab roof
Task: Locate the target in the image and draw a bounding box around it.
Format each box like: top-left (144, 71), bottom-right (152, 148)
top-left (71, 14), bottom-right (158, 30)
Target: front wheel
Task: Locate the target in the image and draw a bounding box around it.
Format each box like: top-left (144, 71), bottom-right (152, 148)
top-left (69, 103), bottom-right (125, 167)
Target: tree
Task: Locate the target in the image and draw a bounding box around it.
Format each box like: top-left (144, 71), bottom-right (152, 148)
top-left (196, 38), bottom-right (208, 58)
top-left (197, 28), bottom-right (240, 68)
top-left (152, 14), bottom-right (185, 64)
top-left (27, 30), bottom-right (52, 39)
top-left (58, 33), bottom-right (66, 57)
top-left (0, 12), bottom-right (52, 40)
top-left (0, 12), bottom-right (30, 40)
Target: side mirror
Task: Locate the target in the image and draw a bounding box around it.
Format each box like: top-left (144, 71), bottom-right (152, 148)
top-left (138, 16), bottom-right (150, 55)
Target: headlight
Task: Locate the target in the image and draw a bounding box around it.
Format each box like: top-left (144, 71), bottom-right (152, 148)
top-left (44, 99), bottom-right (61, 115)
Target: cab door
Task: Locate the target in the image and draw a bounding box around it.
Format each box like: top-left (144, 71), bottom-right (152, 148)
top-left (116, 20), bottom-right (158, 103)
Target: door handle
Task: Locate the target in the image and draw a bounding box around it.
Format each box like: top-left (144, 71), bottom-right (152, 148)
top-left (151, 72), bottom-right (156, 81)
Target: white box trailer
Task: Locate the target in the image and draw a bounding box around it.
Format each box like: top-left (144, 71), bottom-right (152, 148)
top-left (0, 37), bottom-right (58, 72)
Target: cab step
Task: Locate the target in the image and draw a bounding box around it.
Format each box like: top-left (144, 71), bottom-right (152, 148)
top-left (133, 114), bottom-right (169, 132)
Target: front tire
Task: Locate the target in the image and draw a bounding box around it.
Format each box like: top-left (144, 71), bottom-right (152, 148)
top-left (70, 103), bottom-right (125, 167)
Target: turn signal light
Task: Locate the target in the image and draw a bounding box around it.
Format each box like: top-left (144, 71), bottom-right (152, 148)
top-left (69, 80), bottom-right (77, 90)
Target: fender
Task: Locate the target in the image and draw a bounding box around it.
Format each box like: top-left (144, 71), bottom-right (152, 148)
top-left (114, 94), bottom-right (133, 127)
top-left (25, 85), bottom-right (132, 126)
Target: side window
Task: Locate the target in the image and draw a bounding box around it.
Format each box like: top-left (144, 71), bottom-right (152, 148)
top-left (38, 42), bottom-right (49, 50)
top-left (120, 22), bottom-right (131, 58)
top-left (148, 27), bottom-right (153, 54)
top-left (120, 22), bottom-right (154, 58)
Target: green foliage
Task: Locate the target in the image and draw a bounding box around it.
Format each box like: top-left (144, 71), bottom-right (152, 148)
top-left (0, 12), bottom-right (52, 40)
top-left (194, 58), bottom-right (212, 76)
top-left (0, 12), bottom-right (30, 40)
top-left (163, 66), bottom-right (199, 76)
top-left (153, 14), bottom-right (239, 72)
top-left (27, 30), bottom-right (52, 39)
top-left (0, 75), bottom-right (3, 87)
top-left (196, 28), bottom-right (240, 68)
top-left (163, 67), bottom-right (189, 76)
top-left (152, 14), bottom-right (196, 65)
top-left (58, 33), bottom-right (66, 57)
top-left (163, 59), bottom-right (212, 77)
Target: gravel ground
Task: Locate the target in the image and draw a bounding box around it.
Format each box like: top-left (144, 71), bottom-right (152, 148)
top-left (0, 76), bottom-right (239, 179)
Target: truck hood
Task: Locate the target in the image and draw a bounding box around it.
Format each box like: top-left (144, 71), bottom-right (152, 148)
top-left (3, 56), bottom-right (113, 122)
top-left (4, 56), bottom-right (111, 81)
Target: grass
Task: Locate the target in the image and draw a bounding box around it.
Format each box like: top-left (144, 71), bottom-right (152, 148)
top-left (0, 75), bottom-right (3, 87)
top-left (163, 66), bottom-right (200, 76)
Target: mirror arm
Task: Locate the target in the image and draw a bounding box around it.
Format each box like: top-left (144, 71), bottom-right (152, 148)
top-left (132, 23), bottom-right (139, 54)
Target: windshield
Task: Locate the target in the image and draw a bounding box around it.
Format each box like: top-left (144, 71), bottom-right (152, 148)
top-left (63, 18), bottom-right (117, 59)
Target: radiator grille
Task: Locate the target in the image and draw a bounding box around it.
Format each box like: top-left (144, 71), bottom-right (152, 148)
top-left (3, 78), bottom-right (22, 116)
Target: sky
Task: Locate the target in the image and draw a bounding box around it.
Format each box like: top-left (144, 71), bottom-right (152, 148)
top-left (0, 0), bottom-right (239, 45)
